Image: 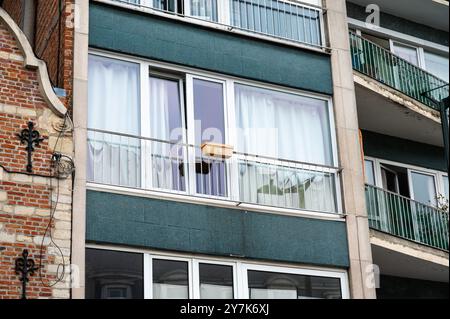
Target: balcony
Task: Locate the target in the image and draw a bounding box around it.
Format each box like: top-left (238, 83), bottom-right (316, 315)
top-left (365, 184), bottom-right (449, 251)
top-left (349, 32), bottom-right (449, 111)
top-left (87, 129), bottom-right (341, 215)
top-left (106, 0), bottom-right (324, 48)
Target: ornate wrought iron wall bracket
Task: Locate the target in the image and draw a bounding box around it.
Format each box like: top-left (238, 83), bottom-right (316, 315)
top-left (15, 249), bottom-right (39, 299)
top-left (17, 121), bottom-right (45, 173)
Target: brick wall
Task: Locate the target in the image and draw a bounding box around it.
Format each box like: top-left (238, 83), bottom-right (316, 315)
top-left (1, 0), bottom-right (24, 27)
top-left (35, 0), bottom-right (74, 107)
top-left (0, 17), bottom-right (73, 299)
top-left (1, 0), bottom-right (74, 109)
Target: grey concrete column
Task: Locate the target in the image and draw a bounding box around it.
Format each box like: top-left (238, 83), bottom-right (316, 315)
top-left (323, 0), bottom-right (376, 299)
top-left (71, 0), bottom-right (89, 299)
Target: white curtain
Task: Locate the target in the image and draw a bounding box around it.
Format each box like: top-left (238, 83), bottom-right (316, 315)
top-left (200, 284), bottom-right (233, 299)
top-left (87, 55), bottom-right (141, 188)
top-left (235, 85), bottom-right (335, 212)
top-left (153, 284), bottom-right (189, 299)
top-left (190, 0), bottom-right (218, 21)
top-left (250, 288), bottom-right (297, 299)
top-left (149, 77), bottom-right (183, 191)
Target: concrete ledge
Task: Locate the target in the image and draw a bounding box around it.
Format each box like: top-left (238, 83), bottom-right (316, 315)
top-left (370, 229), bottom-right (449, 266)
top-left (354, 72), bottom-right (441, 124)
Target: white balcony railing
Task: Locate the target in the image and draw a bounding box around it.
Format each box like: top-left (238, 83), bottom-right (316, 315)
top-left (108, 0), bottom-right (324, 48)
top-left (87, 129), bottom-right (341, 214)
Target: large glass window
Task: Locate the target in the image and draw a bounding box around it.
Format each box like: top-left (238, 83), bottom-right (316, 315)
top-left (410, 172), bottom-right (437, 206)
top-left (86, 250), bottom-right (348, 299)
top-left (87, 55), bottom-right (141, 188)
top-left (149, 76), bottom-right (186, 192)
top-left (199, 263), bottom-right (234, 299)
top-left (87, 54), bottom-right (338, 213)
top-left (85, 249), bottom-right (144, 299)
top-left (193, 79), bottom-right (228, 197)
top-left (424, 51), bottom-right (449, 82)
top-left (153, 259), bottom-right (189, 299)
top-left (235, 84), bottom-right (336, 213)
top-left (247, 270), bottom-right (342, 299)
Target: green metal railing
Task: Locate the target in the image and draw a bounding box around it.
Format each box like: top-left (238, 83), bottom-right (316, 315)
top-left (349, 32), bottom-right (449, 111)
top-left (365, 184), bottom-right (449, 251)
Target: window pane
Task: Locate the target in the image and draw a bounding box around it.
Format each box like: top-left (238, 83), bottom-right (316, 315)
top-left (153, 0), bottom-right (183, 14)
top-left (411, 172), bottom-right (437, 206)
top-left (87, 55), bottom-right (141, 188)
top-left (189, 0), bottom-right (218, 22)
top-left (444, 176), bottom-right (449, 201)
top-left (230, 0), bottom-right (322, 46)
top-left (424, 51), bottom-right (449, 82)
top-left (365, 160), bottom-right (375, 185)
top-left (238, 163), bottom-right (337, 213)
top-left (149, 77), bottom-right (186, 192)
top-left (393, 43), bottom-right (419, 66)
top-left (153, 259), bottom-right (189, 299)
top-left (247, 270), bottom-right (342, 299)
top-left (88, 55), bottom-right (140, 134)
top-left (193, 79), bottom-right (227, 197)
top-left (85, 249), bottom-right (144, 299)
top-left (235, 84), bottom-right (333, 165)
top-left (199, 264), bottom-right (234, 299)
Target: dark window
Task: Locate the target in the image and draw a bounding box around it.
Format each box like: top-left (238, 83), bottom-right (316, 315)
top-left (153, 259), bottom-right (189, 299)
top-left (199, 263), bottom-right (234, 299)
top-left (247, 270), bottom-right (342, 299)
top-left (85, 249), bottom-right (144, 299)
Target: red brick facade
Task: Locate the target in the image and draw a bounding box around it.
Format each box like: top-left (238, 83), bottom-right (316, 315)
top-left (1, 0), bottom-right (75, 109)
top-left (0, 9), bottom-right (73, 299)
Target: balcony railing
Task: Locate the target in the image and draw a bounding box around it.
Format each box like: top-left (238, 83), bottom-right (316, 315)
top-left (110, 0), bottom-right (324, 48)
top-left (349, 32), bottom-right (449, 111)
top-left (365, 184), bottom-right (449, 251)
top-left (87, 129), bottom-right (340, 214)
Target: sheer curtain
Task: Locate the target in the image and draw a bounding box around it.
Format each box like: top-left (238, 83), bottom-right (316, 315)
top-left (189, 0), bottom-right (218, 21)
top-left (235, 84), bottom-right (335, 212)
top-left (149, 77), bottom-right (185, 191)
top-left (87, 55), bottom-right (141, 188)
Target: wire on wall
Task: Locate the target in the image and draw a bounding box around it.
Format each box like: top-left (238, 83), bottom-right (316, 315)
top-left (37, 112), bottom-right (74, 287)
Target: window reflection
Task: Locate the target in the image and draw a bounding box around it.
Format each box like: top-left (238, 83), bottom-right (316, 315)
top-left (153, 259), bottom-right (189, 299)
top-left (85, 249), bottom-right (144, 299)
top-left (199, 263), bottom-right (234, 299)
top-left (247, 270), bottom-right (342, 299)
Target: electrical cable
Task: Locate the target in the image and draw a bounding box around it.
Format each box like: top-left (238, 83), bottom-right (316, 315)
top-left (38, 112), bottom-right (72, 287)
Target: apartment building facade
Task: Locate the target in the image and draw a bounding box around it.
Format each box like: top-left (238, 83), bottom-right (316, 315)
top-left (68, 0), bottom-right (378, 300)
top-left (346, 0), bottom-right (449, 298)
top-left (0, 0), bottom-right (447, 300)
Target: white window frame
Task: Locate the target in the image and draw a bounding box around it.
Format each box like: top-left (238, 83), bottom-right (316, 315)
top-left (364, 156), bottom-right (448, 205)
top-left (90, 245), bottom-right (350, 300)
top-left (408, 169), bottom-right (439, 206)
top-left (87, 49), bottom-right (342, 217)
top-left (186, 74), bottom-right (233, 200)
top-left (390, 40), bottom-right (426, 69)
top-left (241, 263), bottom-right (349, 299)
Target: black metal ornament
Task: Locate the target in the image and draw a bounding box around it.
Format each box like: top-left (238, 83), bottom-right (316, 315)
top-left (17, 121), bottom-right (45, 173)
top-left (15, 249), bottom-right (39, 299)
